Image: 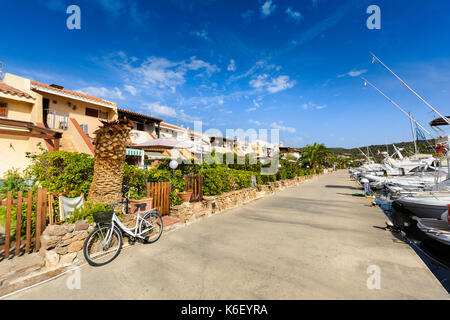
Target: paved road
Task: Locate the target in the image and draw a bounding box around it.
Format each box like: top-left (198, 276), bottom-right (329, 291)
top-left (5, 171), bottom-right (449, 299)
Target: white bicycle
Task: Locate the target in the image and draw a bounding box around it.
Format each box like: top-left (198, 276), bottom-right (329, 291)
top-left (83, 202), bottom-right (163, 266)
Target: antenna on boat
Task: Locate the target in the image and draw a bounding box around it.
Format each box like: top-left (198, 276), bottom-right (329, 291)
top-left (361, 77), bottom-right (435, 139)
top-left (369, 52), bottom-right (450, 126)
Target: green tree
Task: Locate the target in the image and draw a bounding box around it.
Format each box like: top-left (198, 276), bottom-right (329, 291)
top-left (301, 143), bottom-right (332, 169)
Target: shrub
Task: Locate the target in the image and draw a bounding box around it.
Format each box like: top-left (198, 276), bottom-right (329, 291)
top-left (200, 167), bottom-right (254, 195)
top-left (0, 169), bottom-right (35, 199)
top-left (26, 150), bottom-right (94, 196)
top-left (69, 201), bottom-right (108, 224)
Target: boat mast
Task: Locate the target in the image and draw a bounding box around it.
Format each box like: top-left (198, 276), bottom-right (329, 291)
top-left (370, 52), bottom-right (450, 126)
top-left (362, 77), bottom-right (435, 139)
top-left (409, 112), bottom-right (418, 155)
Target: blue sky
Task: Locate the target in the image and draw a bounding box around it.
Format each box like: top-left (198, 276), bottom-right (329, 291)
top-left (1, 0), bottom-right (450, 148)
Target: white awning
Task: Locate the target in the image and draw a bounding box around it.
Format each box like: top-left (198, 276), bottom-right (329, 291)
top-left (134, 138), bottom-right (194, 149)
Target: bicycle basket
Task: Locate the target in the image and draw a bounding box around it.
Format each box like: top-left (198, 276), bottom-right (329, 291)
top-left (92, 211), bottom-right (114, 224)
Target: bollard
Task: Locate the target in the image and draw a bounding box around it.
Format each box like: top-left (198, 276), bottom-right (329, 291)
top-left (360, 178), bottom-right (370, 196)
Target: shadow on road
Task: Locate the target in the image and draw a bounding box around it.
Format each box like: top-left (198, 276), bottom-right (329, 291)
top-left (325, 185), bottom-right (361, 190)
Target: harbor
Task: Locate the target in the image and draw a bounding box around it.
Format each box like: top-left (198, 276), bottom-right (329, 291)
top-left (5, 170), bottom-right (448, 299)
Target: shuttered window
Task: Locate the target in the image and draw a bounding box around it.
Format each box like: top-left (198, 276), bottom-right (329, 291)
top-left (0, 102), bottom-right (7, 117)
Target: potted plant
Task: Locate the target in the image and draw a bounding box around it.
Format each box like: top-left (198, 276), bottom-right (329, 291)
top-left (177, 189), bottom-right (193, 202)
top-left (128, 187), bottom-right (153, 213)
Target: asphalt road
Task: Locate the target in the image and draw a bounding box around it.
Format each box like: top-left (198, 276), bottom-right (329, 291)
top-left (5, 171), bottom-right (448, 299)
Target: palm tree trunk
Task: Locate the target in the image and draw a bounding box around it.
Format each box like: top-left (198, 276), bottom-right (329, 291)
top-left (88, 118), bottom-right (134, 204)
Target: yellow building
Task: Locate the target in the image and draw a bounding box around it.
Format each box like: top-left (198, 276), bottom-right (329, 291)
top-left (0, 73), bottom-right (118, 178)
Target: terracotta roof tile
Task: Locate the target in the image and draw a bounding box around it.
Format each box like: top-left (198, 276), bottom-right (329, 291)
top-left (118, 108), bottom-right (163, 122)
top-left (160, 122), bottom-right (184, 130)
top-left (30, 80), bottom-right (115, 106)
top-left (0, 82), bottom-right (34, 99)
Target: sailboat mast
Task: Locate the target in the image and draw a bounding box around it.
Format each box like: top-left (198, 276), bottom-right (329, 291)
top-left (361, 77), bottom-right (435, 139)
top-left (409, 112), bottom-right (418, 155)
top-left (370, 52), bottom-right (450, 126)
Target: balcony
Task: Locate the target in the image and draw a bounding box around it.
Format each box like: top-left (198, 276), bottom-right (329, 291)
top-left (46, 109), bottom-right (69, 131)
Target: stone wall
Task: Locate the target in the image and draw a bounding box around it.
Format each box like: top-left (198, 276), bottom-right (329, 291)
top-left (40, 221), bottom-right (92, 268)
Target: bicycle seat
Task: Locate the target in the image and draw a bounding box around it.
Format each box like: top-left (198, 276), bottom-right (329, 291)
top-left (135, 203), bottom-right (147, 210)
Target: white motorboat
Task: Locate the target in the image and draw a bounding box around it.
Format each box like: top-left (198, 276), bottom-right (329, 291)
top-left (417, 218), bottom-right (450, 246)
top-left (393, 193), bottom-right (450, 219)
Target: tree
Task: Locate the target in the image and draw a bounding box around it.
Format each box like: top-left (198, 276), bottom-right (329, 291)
top-left (301, 143), bottom-right (332, 169)
top-left (88, 118), bottom-right (134, 204)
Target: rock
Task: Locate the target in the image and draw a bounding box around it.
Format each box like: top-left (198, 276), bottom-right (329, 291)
top-left (44, 251), bottom-right (60, 267)
top-left (60, 252), bottom-right (77, 266)
top-left (74, 220), bottom-right (89, 231)
top-left (67, 240), bottom-right (84, 253)
top-left (65, 225), bottom-right (75, 233)
top-left (40, 234), bottom-right (61, 250)
top-left (44, 225), bottom-right (68, 237)
top-left (54, 246), bottom-right (68, 255)
top-left (73, 231), bottom-right (88, 241)
top-left (61, 233), bottom-right (74, 241)
top-left (76, 251), bottom-right (85, 262)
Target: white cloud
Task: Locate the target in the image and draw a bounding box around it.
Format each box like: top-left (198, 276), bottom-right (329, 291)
top-left (250, 74), bottom-right (295, 93)
top-left (249, 119), bottom-right (262, 125)
top-left (338, 69), bottom-right (367, 78)
top-left (285, 7), bottom-right (303, 23)
top-left (108, 53), bottom-right (219, 92)
top-left (271, 122), bottom-right (296, 133)
top-left (190, 29), bottom-right (210, 41)
top-left (227, 59), bottom-right (236, 72)
top-left (144, 102), bottom-right (177, 117)
top-left (241, 9), bottom-right (255, 20)
top-left (78, 86), bottom-right (124, 100)
top-left (261, 0), bottom-right (276, 17)
top-left (302, 101), bottom-right (327, 110)
top-left (124, 85), bottom-right (139, 96)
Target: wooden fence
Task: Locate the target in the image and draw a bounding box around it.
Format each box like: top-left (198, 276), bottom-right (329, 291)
top-left (0, 189), bottom-right (48, 260)
top-left (146, 182), bottom-right (171, 215)
top-left (184, 174), bottom-right (203, 202)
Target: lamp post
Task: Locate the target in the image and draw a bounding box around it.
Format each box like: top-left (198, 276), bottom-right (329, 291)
top-left (169, 159), bottom-right (178, 178)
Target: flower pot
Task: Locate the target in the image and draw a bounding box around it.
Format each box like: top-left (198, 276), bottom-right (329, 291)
top-left (178, 192), bottom-right (192, 202)
top-left (129, 198), bottom-right (153, 213)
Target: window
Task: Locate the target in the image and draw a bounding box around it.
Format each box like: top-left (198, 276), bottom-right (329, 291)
top-left (0, 102), bottom-right (7, 117)
top-left (80, 124), bottom-right (89, 135)
top-left (85, 107), bottom-right (99, 117)
top-left (99, 111), bottom-right (108, 120)
top-left (136, 122), bottom-right (144, 131)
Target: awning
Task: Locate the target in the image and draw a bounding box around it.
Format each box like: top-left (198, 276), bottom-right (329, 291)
top-left (430, 116), bottom-right (450, 127)
top-left (134, 138), bottom-right (193, 149)
top-left (125, 148), bottom-right (144, 156)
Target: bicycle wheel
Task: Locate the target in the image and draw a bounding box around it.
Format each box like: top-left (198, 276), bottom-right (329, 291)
top-left (140, 211), bottom-right (163, 243)
top-left (83, 224), bottom-right (122, 266)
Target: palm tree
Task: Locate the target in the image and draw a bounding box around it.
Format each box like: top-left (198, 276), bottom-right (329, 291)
top-left (301, 143), bottom-right (332, 170)
top-left (88, 118), bottom-right (134, 204)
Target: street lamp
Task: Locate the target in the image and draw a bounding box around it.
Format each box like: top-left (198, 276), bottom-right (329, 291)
top-left (169, 159), bottom-right (178, 177)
